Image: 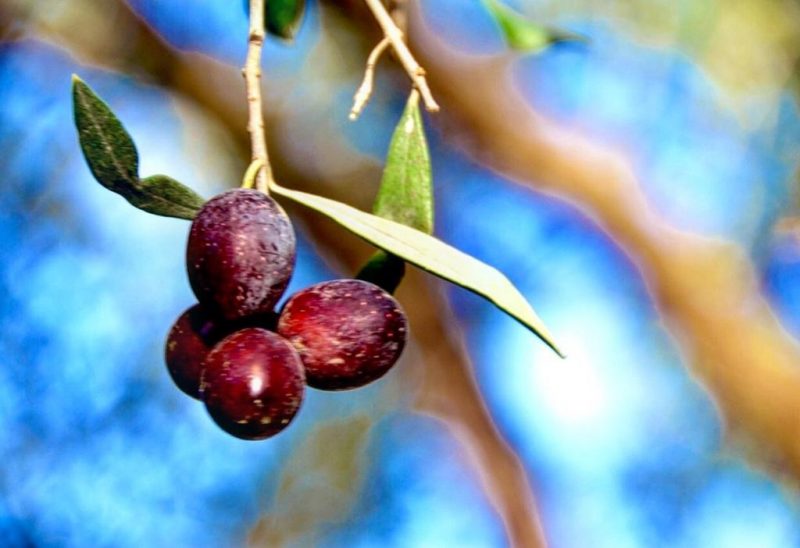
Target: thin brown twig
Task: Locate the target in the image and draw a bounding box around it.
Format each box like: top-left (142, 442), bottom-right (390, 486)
top-left (350, 36), bottom-right (391, 120)
top-left (362, 0), bottom-right (439, 112)
top-left (244, 0), bottom-right (273, 192)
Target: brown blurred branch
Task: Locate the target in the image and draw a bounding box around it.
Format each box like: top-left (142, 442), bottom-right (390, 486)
top-left (248, 415), bottom-right (375, 546)
top-left (405, 1), bottom-right (800, 479)
top-left (405, 276), bottom-right (549, 548)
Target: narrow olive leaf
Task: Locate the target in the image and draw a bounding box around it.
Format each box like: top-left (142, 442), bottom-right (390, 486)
top-left (270, 183), bottom-right (565, 357)
top-left (132, 175), bottom-right (206, 220)
top-left (358, 92), bottom-right (433, 292)
top-left (72, 75), bottom-right (206, 220)
top-left (482, 0), bottom-right (585, 53)
top-left (266, 0), bottom-right (306, 40)
top-left (72, 75), bottom-right (139, 193)
top-left (373, 92), bottom-right (434, 234)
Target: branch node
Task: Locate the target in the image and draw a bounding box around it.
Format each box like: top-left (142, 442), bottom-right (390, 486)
top-left (363, 0), bottom-right (440, 113)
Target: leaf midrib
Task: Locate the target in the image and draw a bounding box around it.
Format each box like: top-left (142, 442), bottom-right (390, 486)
top-left (76, 87), bottom-right (139, 189)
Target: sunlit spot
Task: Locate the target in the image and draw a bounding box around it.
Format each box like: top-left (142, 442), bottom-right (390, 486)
top-left (248, 366), bottom-right (266, 395)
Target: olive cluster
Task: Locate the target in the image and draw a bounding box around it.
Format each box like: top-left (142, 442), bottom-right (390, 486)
top-left (165, 189), bottom-right (408, 440)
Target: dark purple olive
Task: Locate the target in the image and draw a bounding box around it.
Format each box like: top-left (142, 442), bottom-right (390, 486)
top-left (277, 279), bottom-right (408, 390)
top-left (187, 189), bottom-right (295, 321)
top-left (164, 304), bottom-right (222, 399)
top-left (201, 328), bottom-right (305, 440)
top-left (164, 304), bottom-right (279, 399)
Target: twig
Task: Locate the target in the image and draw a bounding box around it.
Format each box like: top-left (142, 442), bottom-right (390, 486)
top-left (362, 0), bottom-right (439, 112)
top-left (350, 37), bottom-right (391, 120)
top-left (244, 0), bottom-right (273, 193)
top-left (241, 158), bottom-right (265, 189)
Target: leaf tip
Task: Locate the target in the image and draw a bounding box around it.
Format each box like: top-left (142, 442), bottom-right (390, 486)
top-left (537, 328), bottom-right (567, 359)
top-left (518, 308), bottom-right (565, 358)
top-left (71, 74), bottom-right (91, 101)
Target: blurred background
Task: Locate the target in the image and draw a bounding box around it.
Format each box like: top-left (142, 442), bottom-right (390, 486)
top-left (2, 0), bottom-right (800, 546)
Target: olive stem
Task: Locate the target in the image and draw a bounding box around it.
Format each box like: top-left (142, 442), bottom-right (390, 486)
top-left (244, 0), bottom-right (273, 193)
top-left (362, 0), bottom-right (439, 113)
top-left (242, 158), bottom-right (266, 189)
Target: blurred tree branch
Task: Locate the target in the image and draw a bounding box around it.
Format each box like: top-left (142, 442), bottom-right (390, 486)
top-left (248, 415), bottom-right (375, 546)
top-left (402, 0), bottom-right (800, 480)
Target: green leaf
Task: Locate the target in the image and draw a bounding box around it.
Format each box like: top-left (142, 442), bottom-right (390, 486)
top-left (358, 92), bottom-right (434, 293)
top-left (482, 0), bottom-right (585, 53)
top-left (266, 0), bottom-right (305, 40)
top-left (131, 175), bottom-right (206, 220)
top-left (267, 0), bottom-right (305, 40)
top-left (270, 182), bottom-right (565, 357)
top-left (72, 75), bottom-right (139, 193)
top-left (373, 93), bottom-right (434, 234)
top-left (242, 0), bottom-right (305, 40)
top-left (72, 75), bottom-right (206, 220)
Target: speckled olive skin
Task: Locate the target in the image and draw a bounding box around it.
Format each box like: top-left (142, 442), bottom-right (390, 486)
top-left (164, 305), bottom-right (279, 399)
top-left (187, 189), bottom-right (296, 321)
top-left (277, 279), bottom-right (408, 390)
top-left (164, 304), bottom-right (221, 399)
top-left (201, 328), bottom-right (305, 440)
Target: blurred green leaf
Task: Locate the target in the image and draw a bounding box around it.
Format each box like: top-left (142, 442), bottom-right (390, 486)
top-left (243, 0), bottom-right (305, 40)
top-left (266, 0), bottom-right (305, 40)
top-left (72, 76), bottom-right (205, 220)
top-left (271, 183), bottom-right (564, 357)
top-left (482, 0), bottom-right (585, 53)
top-left (373, 92), bottom-right (434, 234)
